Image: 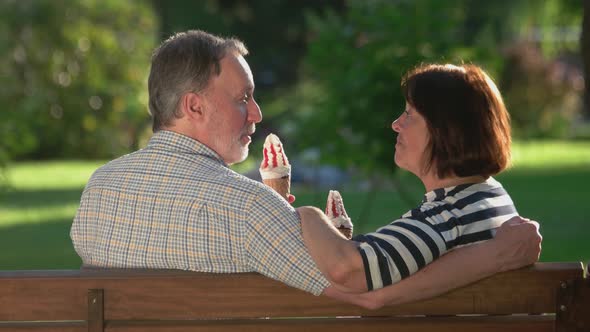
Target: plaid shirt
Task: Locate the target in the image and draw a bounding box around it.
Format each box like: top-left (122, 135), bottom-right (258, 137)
top-left (71, 130), bottom-right (329, 295)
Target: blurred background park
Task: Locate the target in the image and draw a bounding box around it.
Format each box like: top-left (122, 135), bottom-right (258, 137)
top-left (0, 0), bottom-right (588, 269)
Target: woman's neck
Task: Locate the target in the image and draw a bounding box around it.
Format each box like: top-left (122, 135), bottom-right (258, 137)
top-left (421, 173), bottom-right (487, 193)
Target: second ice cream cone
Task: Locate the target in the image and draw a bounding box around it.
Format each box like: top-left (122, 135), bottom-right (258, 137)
top-left (325, 190), bottom-right (353, 240)
top-left (338, 227), bottom-right (353, 240)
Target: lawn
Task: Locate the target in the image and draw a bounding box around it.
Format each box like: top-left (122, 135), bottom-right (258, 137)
top-left (0, 140), bottom-right (589, 269)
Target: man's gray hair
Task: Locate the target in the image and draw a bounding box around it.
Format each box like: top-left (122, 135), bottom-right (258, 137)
top-left (148, 30), bottom-right (248, 132)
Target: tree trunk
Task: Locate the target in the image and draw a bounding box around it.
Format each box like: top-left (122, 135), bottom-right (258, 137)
top-left (151, 0), bottom-right (171, 42)
top-left (583, 0), bottom-right (590, 119)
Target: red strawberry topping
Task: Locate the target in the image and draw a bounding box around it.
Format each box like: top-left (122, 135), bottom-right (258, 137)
top-left (262, 147), bottom-right (269, 168)
top-left (270, 144), bottom-right (278, 167)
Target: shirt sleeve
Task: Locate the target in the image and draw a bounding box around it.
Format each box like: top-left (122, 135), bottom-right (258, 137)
top-left (354, 187), bottom-right (518, 291)
top-left (352, 208), bottom-right (448, 291)
top-left (243, 188), bottom-right (330, 295)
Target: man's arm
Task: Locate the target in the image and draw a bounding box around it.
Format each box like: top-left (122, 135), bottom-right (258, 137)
top-left (321, 217), bottom-right (542, 309)
top-left (244, 193), bottom-right (331, 295)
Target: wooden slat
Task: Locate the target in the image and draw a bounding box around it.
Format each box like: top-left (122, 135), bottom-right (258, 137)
top-left (104, 263), bottom-right (581, 319)
top-left (0, 262), bottom-right (583, 321)
top-left (556, 277), bottom-right (590, 332)
top-left (0, 321), bottom-right (85, 331)
top-left (396, 262), bottom-right (584, 316)
top-left (0, 278), bottom-right (87, 320)
top-left (88, 289), bottom-right (104, 332)
top-left (105, 316), bottom-right (555, 332)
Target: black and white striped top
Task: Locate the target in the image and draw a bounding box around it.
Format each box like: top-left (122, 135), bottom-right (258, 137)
top-left (354, 177), bottom-right (518, 291)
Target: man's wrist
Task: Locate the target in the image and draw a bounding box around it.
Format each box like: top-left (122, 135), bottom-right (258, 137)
top-left (486, 237), bottom-right (508, 273)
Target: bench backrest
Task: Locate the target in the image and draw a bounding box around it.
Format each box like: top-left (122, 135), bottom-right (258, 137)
top-left (0, 262), bottom-right (586, 332)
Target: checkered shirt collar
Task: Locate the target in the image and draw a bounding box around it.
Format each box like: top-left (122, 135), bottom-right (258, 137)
top-left (148, 130), bottom-right (227, 166)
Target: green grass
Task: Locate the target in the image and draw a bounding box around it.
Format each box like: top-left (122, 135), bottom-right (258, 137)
top-left (1, 140), bottom-right (589, 269)
top-left (0, 161), bottom-right (106, 269)
top-left (510, 140), bottom-right (590, 170)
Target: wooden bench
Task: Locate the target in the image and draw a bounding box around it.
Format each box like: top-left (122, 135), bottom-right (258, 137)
top-left (0, 262), bottom-right (587, 332)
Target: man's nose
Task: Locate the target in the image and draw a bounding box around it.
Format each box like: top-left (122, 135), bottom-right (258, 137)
top-left (248, 99), bottom-right (262, 123)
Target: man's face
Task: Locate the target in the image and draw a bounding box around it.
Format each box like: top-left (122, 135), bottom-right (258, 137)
top-left (202, 53), bottom-right (262, 164)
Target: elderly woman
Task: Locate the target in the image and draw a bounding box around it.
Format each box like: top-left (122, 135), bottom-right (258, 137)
top-left (298, 63), bottom-right (542, 308)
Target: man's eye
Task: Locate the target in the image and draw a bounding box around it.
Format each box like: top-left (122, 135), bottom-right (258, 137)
top-left (242, 94), bottom-right (250, 103)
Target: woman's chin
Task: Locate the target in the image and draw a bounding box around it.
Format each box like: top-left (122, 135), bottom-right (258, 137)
top-left (394, 158), bottom-right (412, 174)
top-left (394, 155), bottom-right (403, 168)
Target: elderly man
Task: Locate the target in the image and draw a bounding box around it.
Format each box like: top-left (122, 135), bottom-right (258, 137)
top-left (71, 30), bottom-right (541, 308)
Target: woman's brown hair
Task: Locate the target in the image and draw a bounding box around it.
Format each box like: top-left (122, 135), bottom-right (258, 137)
top-left (401, 64), bottom-right (511, 179)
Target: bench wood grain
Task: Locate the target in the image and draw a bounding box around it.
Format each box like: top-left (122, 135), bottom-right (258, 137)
top-left (0, 262), bottom-right (586, 332)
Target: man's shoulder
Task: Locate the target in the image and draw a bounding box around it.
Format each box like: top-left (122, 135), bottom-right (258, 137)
top-left (82, 148), bottom-right (290, 210)
top-left (223, 171), bottom-right (288, 203)
top-left (218, 170), bottom-right (295, 214)
top-left (86, 151), bottom-right (141, 181)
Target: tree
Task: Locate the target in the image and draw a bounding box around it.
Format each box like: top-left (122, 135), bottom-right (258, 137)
top-left (150, 0), bottom-right (345, 110)
top-left (0, 0), bottom-right (157, 160)
top-left (583, 0), bottom-right (590, 119)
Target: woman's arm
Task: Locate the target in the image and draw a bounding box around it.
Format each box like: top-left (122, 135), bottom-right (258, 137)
top-left (297, 206), bottom-right (367, 292)
top-left (322, 216), bottom-right (542, 309)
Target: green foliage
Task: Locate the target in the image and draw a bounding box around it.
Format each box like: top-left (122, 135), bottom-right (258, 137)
top-left (291, 0), bottom-right (500, 177)
top-left (500, 44), bottom-right (583, 139)
top-left (0, 0), bottom-right (157, 160)
top-left (153, 0), bottom-right (344, 118)
top-left (497, 0), bottom-right (584, 138)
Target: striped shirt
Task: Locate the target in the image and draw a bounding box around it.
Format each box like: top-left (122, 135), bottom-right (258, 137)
top-left (353, 178), bottom-right (518, 290)
top-left (71, 130), bottom-right (329, 295)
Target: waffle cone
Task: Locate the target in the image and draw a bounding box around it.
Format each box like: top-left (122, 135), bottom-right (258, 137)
top-left (338, 227), bottom-right (353, 240)
top-left (263, 175), bottom-right (291, 201)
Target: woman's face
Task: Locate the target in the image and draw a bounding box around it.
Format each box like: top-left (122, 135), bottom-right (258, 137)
top-left (391, 102), bottom-right (430, 177)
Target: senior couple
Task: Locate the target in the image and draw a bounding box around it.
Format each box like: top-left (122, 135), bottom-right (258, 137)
top-left (71, 30), bottom-right (542, 309)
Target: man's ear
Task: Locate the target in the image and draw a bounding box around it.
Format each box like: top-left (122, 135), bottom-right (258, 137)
top-left (179, 92), bottom-right (206, 122)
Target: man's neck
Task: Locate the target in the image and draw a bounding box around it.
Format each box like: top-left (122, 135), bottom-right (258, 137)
top-left (161, 124), bottom-right (200, 141)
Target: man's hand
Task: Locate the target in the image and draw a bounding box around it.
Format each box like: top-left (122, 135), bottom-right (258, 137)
top-left (493, 216), bottom-right (542, 272)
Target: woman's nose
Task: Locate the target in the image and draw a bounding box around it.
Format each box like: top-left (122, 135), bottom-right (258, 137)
top-left (391, 117), bottom-right (402, 132)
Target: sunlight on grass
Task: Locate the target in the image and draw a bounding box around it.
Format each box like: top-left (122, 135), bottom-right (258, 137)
top-left (0, 204), bottom-right (80, 227)
top-left (511, 140), bottom-right (590, 169)
top-left (5, 160), bottom-right (106, 190)
top-left (1, 160), bottom-right (101, 228)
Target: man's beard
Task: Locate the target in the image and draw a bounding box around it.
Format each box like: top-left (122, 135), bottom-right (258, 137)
top-left (210, 124), bottom-right (255, 165)
top-left (232, 124), bottom-right (255, 164)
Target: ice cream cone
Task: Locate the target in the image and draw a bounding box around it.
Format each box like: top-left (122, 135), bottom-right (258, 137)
top-left (325, 190), bottom-right (353, 239)
top-left (338, 227), bottom-right (352, 240)
top-left (263, 175), bottom-right (291, 201)
top-left (260, 134), bottom-right (292, 202)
